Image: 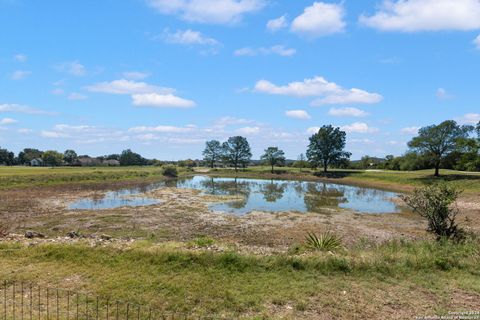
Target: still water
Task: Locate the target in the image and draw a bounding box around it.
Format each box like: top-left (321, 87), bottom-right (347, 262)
top-left (69, 175), bottom-right (405, 214)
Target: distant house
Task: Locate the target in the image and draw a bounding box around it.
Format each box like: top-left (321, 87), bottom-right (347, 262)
top-left (30, 158), bottom-right (43, 167)
top-left (78, 156), bottom-right (102, 167)
top-left (103, 159), bottom-right (120, 166)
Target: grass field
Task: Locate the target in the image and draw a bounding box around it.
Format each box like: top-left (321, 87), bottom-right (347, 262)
top-left (1, 239), bottom-right (479, 319)
top-left (1, 166), bottom-right (479, 193)
top-left (0, 166), bottom-right (190, 190)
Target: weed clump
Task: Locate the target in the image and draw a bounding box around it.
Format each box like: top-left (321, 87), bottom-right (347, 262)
top-left (162, 165), bottom-right (178, 178)
top-left (305, 231), bottom-right (342, 251)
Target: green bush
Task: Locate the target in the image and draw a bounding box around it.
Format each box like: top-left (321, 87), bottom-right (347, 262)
top-left (401, 184), bottom-right (464, 241)
top-left (162, 165), bottom-right (178, 177)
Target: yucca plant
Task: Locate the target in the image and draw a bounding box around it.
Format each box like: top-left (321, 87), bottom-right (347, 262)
top-left (305, 230), bottom-right (342, 251)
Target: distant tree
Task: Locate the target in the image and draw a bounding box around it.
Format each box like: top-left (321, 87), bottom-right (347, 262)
top-left (222, 136), bottom-right (252, 172)
top-left (177, 159), bottom-right (196, 168)
top-left (202, 140), bottom-right (223, 168)
top-left (63, 149), bottom-right (78, 165)
top-left (18, 148), bottom-right (43, 165)
top-left (306, 125), bottom-right (351, 173)
top-left (105, 154), bottom-right (120, 161)
top-left (293, 153), bottom-right (309, 172)
top-left (408, 120), bottom-right (472, 176)
top-left (42, 150), bottom-right (63, 167)
top-left (119, 149), bottom-right (145, 166)
top-left (261, 147), bottom-right (286, 173)
top-left (0, 147), bottom-right (14, 166)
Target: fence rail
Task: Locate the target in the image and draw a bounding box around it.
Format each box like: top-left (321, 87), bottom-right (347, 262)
top-left (0, 280), bottom-right (206, 320)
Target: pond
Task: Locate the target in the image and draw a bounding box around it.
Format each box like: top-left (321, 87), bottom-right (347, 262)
top-left (69, 175), bottom-right (406, 214)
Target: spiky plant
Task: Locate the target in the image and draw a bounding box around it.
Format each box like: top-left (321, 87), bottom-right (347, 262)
top-left (305, 231), bottom-right (342, 251)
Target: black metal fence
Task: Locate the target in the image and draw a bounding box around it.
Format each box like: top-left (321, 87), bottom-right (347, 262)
top-left (0, 280), bottom-right (203, 320)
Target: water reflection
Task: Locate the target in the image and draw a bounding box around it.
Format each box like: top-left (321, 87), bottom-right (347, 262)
top-left (69, 175), bottom-right (406, 214)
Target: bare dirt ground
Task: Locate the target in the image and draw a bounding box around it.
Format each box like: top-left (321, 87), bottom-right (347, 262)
top-left (1, 179), bottom-right (479, 251)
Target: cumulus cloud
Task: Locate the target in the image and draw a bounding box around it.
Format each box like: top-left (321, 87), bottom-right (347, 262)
top-left (41, 130), bottom-right (69, 138)
top-left (163, 29), bottom-right (219, 45)
top-left (68, 93), bottom-right (88, 101)
top-left (14, 54), bottom-right (27, 62)
top-left (436, 88), bottom-right (453, 100)
top-left (234, 45), bottom-right (296, 56)
top-left (254, 76), bottom-right (382, 106)
top-left (236, 126), bottom-right (261, 135)
top-left (267, 15), bottom-right (288, 32)
top-left (0, 118), bottom-right (17, 125)
top-left (132, 93), bottom-right (196, 108)
top-left (328, 107), bottom-right (368, 117)
top-left (56, 61), bottom-right (86, 76)
top-left (401, 126), bottom-right (420, 135)
top-left (341, 122), bottom-right (379, 133)
top-left (122, 72), bottom-right (150, 80)
top-left (291, 2), bottom-right (346, 38)
top-left (360, 0), bottom-right (480, 32)
top-left (474, 35), bottom-right (480, 49)
top-left (285, 110), bottom-right (311, 120)
top-left (306, 127), bottom-right (320, 135)
top-left (86, 79), bottom-right (173, 95)
top-left (215, 116), bottom-right (256, 126)
top-left (0, 103), bottom-right (54, 115)
top-left (456, 113), bottom-right (480, 124)
top-left (11, 70), bottom-right (31, 80)
top-left (129, 125), bottom-right (195, 133)
top-left (146, 0), bottom-right (265, 24)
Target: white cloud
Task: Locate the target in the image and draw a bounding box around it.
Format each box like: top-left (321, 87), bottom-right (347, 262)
top-left (14, 54), bottom-right (27, 62)
top-left (328, 107), bottom-right (368, 117)
top-left (341, 122), bottom-right (379, 133)
top-left (86, 79), bottom-right (173, 95)
top-left (163, 29), bottom-right (219, 45)
top-left (56, 61), bottom-right (86, 76)
top-left (132, 93), bottom-right (196, 108)
top-left (234, 45), bottom-right (296, 56)
top-left (51, 88), bottom-right (65, 96)
top-left (254, 76), bottom-right (382, 106)
top-left (306, 127), bottom-right (320, 135)
top-left (122, 72), bottom-right (150, 80)
top-left (285, 110), bottom-right (311, 120)
top-left (267, 15), bottom-right (288, 32)
top-left (311, 89), bottom-right (383, 106)
top-left (400, 127), bottom-right (420, 135)
top-left (401, 126), bottom-right (420, 135)
top-left (360, 0), bottom-right (480, 32)
top-left (41, 130), bottom-right (69, 138)
top-left (18, 128), bottom-right (33, 134)
top-left (146, 0), bottom-right (265, 24)
top-left (11, 70), bottom-right (31, 80)
top-left (0, 103), bottom-right (54, 115)
top-left (129, 125), bottom-right (195, 133)
top-left (215, 116), bottom-right (255, 126)
top-left (68, 93), bottom-right (88, 101)
top-left (474, 35), bottom-right (480, 49)
top-left (291, 2), bottom-right (346, 38)
top-left (436, 88), bottom-right (453, 100)
top-left (457, 113), bottom-right (480, 124)
top-left (236, 126), bottom-right (260, 135)
top-left (0, 118), bottom-right (17, 125)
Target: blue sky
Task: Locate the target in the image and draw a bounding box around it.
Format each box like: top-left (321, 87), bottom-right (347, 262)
top-left (0, 0), bottom-right (479, 160)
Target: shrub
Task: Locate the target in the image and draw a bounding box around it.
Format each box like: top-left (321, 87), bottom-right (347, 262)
top-left (162, 165), bottom-right (178, 177)
top-left (401, 184), bottom-right (464, 241)
top-left (0, 221), bottom-right (10, 238)
top-left (305, 231), bottom-right (342, 251)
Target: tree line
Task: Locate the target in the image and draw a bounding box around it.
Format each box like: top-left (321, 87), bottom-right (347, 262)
top-left (1, 119), bottom-right (479, 175)
top-left (202, 120), bottom-right (479, 176)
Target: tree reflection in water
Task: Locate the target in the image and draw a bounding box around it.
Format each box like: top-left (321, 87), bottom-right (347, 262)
top-left (199, 177), bottom-right (251, 208)
top-left (304, 183), bottom-right (347, 212)
top-left (260, 179), bottom-right (286, 202)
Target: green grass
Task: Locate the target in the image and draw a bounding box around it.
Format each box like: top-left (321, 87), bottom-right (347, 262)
top-left (0, 166), bottom-right (190, 189)
top-left (0, 239), bottom-right (479, 318)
